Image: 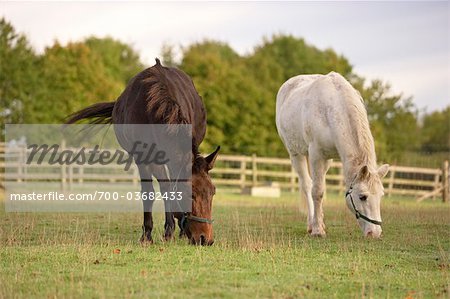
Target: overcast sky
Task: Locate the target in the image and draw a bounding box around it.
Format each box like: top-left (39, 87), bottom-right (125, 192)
top-left (2, 1), bottom-right (449, 113)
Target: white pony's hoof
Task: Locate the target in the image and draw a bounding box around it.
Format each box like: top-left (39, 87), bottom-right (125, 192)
top-left (310, 229), bottom-right (326, 237)
top-left (310, 232), bottom-right (326, 238)
top-left (307, 221), bottom-right (322, 232)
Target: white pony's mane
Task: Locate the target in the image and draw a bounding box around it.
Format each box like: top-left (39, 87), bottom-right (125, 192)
top-left (332, 74), bottom-right (377, 171)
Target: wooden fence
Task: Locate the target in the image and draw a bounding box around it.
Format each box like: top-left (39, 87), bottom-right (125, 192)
top-left (211, 154), bottom-right (449, 202)
top-left (0, 143), bottom-right (448, 202)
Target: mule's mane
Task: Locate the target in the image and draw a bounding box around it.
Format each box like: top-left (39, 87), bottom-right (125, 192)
top-left (144, 59), bottom-right (188, 125)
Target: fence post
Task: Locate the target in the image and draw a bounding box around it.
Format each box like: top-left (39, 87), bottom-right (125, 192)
top-left (61, 139), bottom-right (66, 192)
top-left (240, 160), bottom-right (246, 192)
top-left (79, 165), bottom-right (84, 184)
top-left (443, 160), bottom-right (449, 203)
top-left (387, 167), bottom-right (395, 197)
top-left (252, 154), bottom-right (257, 187)
top-left (432, 172), bottom-right (440, 201)
top-left (18, 144), bottom-right (25, 183)
top-left (68, 162), bottom-right (73, 191)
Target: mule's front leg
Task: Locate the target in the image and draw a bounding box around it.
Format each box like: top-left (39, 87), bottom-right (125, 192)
top-left (160, 179), bottom-right (176, 241)
top-left (140, 184), bottom-right (155, 244)
top-left (153, 167), bottom-right (176, 241)
top-left (163, 209), bottom-right (176, 241)
top-left (309, 152), bottom-right (330, 237)
top-left (138, 166), bottom-right (154, 244)
top-left (141, 210), bottom-right (154, 244)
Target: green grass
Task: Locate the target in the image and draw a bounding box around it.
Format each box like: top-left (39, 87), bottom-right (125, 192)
top-left (0, 191), bottom-right (449, 298)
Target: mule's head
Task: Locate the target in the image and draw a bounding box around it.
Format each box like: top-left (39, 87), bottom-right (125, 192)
top-left (345, 164), bottom-right (389, 238)
top-left (183, 146), bottom-right (220, 246)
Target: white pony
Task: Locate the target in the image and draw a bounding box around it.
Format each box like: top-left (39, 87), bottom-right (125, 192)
top-left (276, 72), bottom-right (389, 238)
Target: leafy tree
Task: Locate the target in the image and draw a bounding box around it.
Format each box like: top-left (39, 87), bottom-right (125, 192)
top-left (353, 78), bottom-right (419, 162)
top-left (85, 36), bottom-right (143, 85)
top-left (247, 35), bottom-right (353, 83)
top-left (180, 41), bottom-right (264, 154)
top-left (0, 18), bottom-right (39, 125)
top-left (161, 42), bottom-right (177, 67)
top-left (244, 35), bottom-right (354, 156)
top-left (420, 106), bottom-right (450, 153)
top-left (1, 20), bottom-right (434, 165)
top-left (180, 36), bottom-right (356, 157)
top-left (30, 41), bottom-right (119, 123)
top-left (30, 37), bottom-right (143, 123)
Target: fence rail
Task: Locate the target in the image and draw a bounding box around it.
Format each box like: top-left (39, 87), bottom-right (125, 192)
top-left (0, 143), bottom-right (448, 202)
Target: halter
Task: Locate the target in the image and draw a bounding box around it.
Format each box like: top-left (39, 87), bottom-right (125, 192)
top-left (165, 165), bottom-right (214, 230)
top-left (345, 186), bottom-right (382, 226)
top-left (180, 213), bottom-right (214, 231)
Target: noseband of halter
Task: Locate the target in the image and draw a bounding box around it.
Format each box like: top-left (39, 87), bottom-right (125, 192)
top-left (165, 165), bottom-right (214, 231)
top-left (345, 187), bottom-right (382, 226)
top-left (180, 212), bottom-right (214, 231)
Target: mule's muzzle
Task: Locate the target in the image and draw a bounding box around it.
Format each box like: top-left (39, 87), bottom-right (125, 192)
top-left (181, 213), bottom-right (214, 246)
top-left (190, 234), bottom-right (214, 246)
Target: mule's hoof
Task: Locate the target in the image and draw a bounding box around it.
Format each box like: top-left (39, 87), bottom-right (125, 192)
top-left (163, 233), bottom-right (174, 242)
top-left (140, 239), bottom-right (154, 246)
top-left (140, 235), bottom-right (153, 245)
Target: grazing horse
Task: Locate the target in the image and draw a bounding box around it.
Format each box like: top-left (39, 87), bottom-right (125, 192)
top-left (276, 72), bottom-right (389, 238)
top-left (67, 59), bottom-right (219, 245)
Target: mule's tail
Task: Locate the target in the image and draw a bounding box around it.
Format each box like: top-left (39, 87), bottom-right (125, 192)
top-left (65, 102), bottom-right (115, 125)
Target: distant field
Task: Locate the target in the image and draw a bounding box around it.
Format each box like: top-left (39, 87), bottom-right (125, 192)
top-left (0, 191), bottom-right (449, 298)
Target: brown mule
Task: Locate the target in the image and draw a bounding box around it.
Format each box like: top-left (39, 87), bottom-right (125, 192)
top-left (66, 59), bottom-right (219, 245)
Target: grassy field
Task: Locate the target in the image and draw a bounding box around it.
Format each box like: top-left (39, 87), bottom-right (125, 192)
top-left (0, 191), bottom-right (449, 298)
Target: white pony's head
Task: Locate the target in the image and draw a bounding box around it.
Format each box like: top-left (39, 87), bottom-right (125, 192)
top-left (345, 164), bottom-right (389, 238)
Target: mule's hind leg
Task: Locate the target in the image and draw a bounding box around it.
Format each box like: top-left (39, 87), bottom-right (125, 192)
top-left (308, 147), bottom-right (329, 237)
top-left (290, 154), bottom-right (314, 234)
top-left (138, 165), bottom-right (155, 244)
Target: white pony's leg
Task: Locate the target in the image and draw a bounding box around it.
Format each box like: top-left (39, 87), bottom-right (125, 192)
top-left (323, 159), bottom-right (332, 201)
top-left (290, 154), bottom-right (314, 233)
top-left (308, 146), bottom-right (328, 237)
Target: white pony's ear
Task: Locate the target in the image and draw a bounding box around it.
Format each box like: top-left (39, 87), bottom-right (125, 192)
top-left (377, 164), bottom-right (389, 178)
top-left (357, 165), bottom-right (370, 181)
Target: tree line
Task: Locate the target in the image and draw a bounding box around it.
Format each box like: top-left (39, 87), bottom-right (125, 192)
top-left (1, 18), bottom-right (448, 165)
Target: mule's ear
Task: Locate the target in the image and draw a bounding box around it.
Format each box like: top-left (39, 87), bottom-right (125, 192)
top-left (357, 165), bottom-right (370, 181)
top-left (377, 164), bottom-right (389, 178)
top-left (205, 146), bottom-right (220, 171)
